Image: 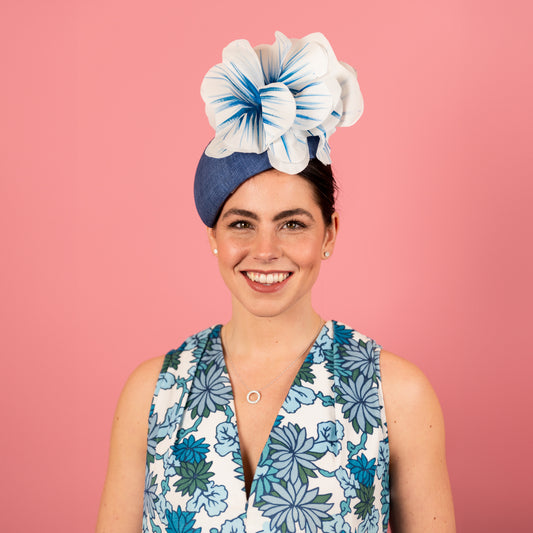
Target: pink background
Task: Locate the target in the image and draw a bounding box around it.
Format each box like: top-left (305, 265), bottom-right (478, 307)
top-left (2, 1), bottom-right (532, 531)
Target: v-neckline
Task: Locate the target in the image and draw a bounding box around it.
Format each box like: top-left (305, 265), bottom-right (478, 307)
top-left (214, 321), bottom-right (329, 505)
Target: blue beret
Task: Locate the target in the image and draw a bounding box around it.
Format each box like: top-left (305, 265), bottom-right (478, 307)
top-left (194, 137), bottom-right (319, 227)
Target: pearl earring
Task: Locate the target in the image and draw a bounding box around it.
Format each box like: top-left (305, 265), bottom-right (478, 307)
top-left (324, 251), bottom-right (330, 258)
top-left (213, 249), bottom-right (218, 255)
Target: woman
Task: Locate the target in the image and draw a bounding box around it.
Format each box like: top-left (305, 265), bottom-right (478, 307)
top-left (97, 32), bottom-right (455, 533)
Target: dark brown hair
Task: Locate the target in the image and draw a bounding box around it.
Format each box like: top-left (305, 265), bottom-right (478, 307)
top-left (298, 159), bottom-right (338, 225)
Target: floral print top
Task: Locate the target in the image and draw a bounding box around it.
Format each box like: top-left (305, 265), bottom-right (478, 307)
top-left (143, 320), bottom-right (390, 533)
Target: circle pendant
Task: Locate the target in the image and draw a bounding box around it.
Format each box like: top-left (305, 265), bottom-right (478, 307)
top-left (246, 390), bottom-right (261, 404)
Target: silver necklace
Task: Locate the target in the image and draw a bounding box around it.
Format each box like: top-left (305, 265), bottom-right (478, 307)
top-left (221, 320), bottom-right (324, 404)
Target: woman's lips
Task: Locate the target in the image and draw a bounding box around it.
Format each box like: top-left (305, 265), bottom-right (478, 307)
top-left (241, 271), bottom-right (292, 293)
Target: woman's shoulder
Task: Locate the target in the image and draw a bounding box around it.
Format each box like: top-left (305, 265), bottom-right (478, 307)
top-left (116, 355), bottom-right (166, 419)
top-left (379, 349), bottom-right (446, 462)
top-left (377, 352), bottom-right (455, 529)
top-left (379, 349), bottom-right (440, 412)
top-left (125, 355), bottom-right (166, 391)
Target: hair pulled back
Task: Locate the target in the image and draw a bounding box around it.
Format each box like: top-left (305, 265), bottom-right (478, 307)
top-left (298, 159), bottom-right (338, 225)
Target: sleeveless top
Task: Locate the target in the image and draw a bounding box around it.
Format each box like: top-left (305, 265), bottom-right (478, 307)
top-left (143, 320), bottom-right (390, 533)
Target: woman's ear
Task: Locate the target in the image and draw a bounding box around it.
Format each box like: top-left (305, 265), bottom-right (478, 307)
top-left (323, 212), bottom-right (339, 258)
top-left (207, 226), bottom-right (218, 255)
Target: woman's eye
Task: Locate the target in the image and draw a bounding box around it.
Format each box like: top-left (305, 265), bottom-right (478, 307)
top-left (283, 220), bottom-right (306, 230)
top-left (229, 220), bottom-right (253, 229)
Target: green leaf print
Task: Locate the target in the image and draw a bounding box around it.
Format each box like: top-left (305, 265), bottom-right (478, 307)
top-left (162, 349), bottom-right (182, 372)
top-left (354, 484), bottom-right (375, 519)
top-left (174, 460), bottom-right (214, 496)
top-left (293, 360), bottom-right (315, 386)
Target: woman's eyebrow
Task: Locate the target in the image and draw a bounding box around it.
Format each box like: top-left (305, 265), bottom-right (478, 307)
top-left (221, 208), bottom-right (258, 220)
top-left (273, 208), bottom-right (315, 222)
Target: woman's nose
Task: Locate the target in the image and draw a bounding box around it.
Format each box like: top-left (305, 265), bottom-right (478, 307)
top-left (252, 230), bottom-right (281, 261)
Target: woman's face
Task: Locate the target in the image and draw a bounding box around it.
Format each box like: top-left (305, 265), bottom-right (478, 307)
top-left (207, 169), bottom-right (338, 319)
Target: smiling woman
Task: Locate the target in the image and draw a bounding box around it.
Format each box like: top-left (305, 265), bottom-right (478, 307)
top-left (96, 31), bottom-right (455, 533)
top-left (207, 170), bottom-right (337, 319)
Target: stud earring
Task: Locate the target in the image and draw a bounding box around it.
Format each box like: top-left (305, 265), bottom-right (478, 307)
top-left (323, 251), bottom-right (330, 258)
top-left (213, 249), bottom-right (218, 255)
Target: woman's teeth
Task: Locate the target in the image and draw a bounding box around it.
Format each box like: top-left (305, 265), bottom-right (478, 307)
top-left (246, 272), bottom-right (290, 285)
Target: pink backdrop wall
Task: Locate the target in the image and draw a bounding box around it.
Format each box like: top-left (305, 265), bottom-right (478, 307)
top-left (2, 1), bottom-right (532, 531)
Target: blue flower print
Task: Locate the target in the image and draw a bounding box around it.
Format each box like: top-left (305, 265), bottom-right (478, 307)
top-left (182, 336), bottom-right (199, 352)
top-left (348, 454), bottom-right (377, 487)
top-left (337, 374), bottom-right (381, 433)
top-left (380, 473), bottom-right (390, 523)
top-left (147, 412), bottom-right (158, 459)
top-left (310, 333), bottom-right (333, 364)
top-left (334, 467), bottom-right (360, 498)
top-left (165, 507), bottom-right (201, 533)
top-left (145, 322), bottom-right (390, 532)
top-left (283, 384), bottom-right (316, 413)
top-left (258, 522), bottom-right (277, 533)
top-left (220, 517), bottom-right (245, 533)
top-left (259, 477), bottom-right (333, 533)
top-left (186, 482), bottom-right (229, 517)
top-left (269, 423), bottom-right (317, 484)
top-left (342, 339), bottom-right (379, 380)
top-left (198, 336), bottom-right (225, 371)
top-left (359, 507), bottom-right (380, 533)
top-left (157, 403), bottom-right (184, 439)
top-left (323, 514), bottom-right (351, 533)
top-left (214, 422), bottom-right (240, 456)
top-left (172, 436), bottom-right (209, 463)
top-left (188, 364), bottom-right (232, 418)
top-left (273, 414), bottom-right (284, 428)
top-left (161, 448), bottom-right (180, 478)
top-left (183, 328), bottom-right (211, 352)
top-left (376, 439), bottom-right (389, 480)
top-left (154, 372), bottom-right (177, 395)
top-left (253, 461), bottom-right (279, 503)
top-left (155, 494), bottom-right (172, 525)
top-left (313, 421), bottom-right (344, 455)
top-left (143, 468), bottom-right (158, 520)
top-left (332, 322), bottom-right (354, 345)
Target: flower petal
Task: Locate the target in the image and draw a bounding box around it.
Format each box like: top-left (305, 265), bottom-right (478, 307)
top-left (267, 130), bottom-right (310, 174)
top-left (220, 39), bottom-right (264, 101)
top-left (220, 109), bottom-right (265, 153)
top-left (204, 133), bottom-right (233, 158)
top-left (308, 124), bottom-right (333, 165)
top-left (336, 61), bottom-right (364, 126)
top-left (260, 82), bottom-right (296, 146)
top-left (293, 80), bottom-right (333, 130)
top-left (300, 33), bottom-right (363, 126)
top-left (200, 31), bottom-right (363, 169)
top-left (200, 39), bottom-right (266, 153)
top-left (255, 31), bottom-right (292, 84)
top-left (278, 40), bottom-right (328, 91)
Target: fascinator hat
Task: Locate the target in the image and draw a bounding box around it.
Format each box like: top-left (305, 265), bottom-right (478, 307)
top-left (194, 31), bottom-right (363, 227)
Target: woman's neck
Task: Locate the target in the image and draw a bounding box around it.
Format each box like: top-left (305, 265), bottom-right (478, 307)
top-left (222, 299), bottom-right (324, 363)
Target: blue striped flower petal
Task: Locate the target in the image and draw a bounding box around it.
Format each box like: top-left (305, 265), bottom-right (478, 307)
top-left (308, 124), bottom-right (333, 165)
top-left (204, 134), bottom-right (233, 158)
top-left (259, 82), bottom-right (296, 146)
top-left (202, 67), bottom-right (258, 128)
top-left (277, 39), bottom-right (328, 92)
top-left (201, 40), bottom-right (266, 153)
top-left (255, 31), bottom-right (292, 84)
top-left (293, 80), bottom-right (333, 130)
top-left (267, 130), bottom-right (310, 174)
top-left (300, 33), bottom-right (363, 127)
top-left (220, 39), bottom-right (264, 102)
top-left (221, 107), bottom-right (265, 153)
top-left (199, 32), bottom-right (363, 169)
